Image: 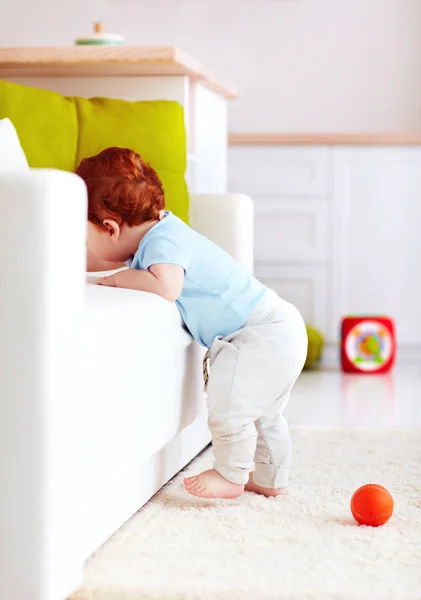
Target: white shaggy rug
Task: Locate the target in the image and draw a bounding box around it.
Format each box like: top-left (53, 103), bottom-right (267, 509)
top-left (71, 429), bottom-right (421, 600)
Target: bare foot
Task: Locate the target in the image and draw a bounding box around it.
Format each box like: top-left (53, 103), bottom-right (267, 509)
top-left (245, 473), bottom-right (287, 497)
top-left (184, 469), bottom-right (244, 499)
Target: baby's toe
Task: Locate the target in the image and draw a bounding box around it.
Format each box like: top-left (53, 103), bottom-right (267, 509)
top-left (190, 481), bottom-right (202, 492)
top-left (184, 476), bottom-right (197, 486)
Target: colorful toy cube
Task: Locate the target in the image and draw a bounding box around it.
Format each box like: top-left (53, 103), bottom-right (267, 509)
top-left (340, 316), bottom-right (396, 374)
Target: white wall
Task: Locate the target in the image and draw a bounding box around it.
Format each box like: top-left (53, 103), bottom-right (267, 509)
top-left (2, 0), bottom-right (421, 133)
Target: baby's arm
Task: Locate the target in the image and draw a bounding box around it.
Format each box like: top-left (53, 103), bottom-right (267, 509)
top-left (97, 264), bottom-right (184, 302)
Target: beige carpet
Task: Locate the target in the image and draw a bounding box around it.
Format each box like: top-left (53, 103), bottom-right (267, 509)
top-left (71, 429), bottom-right (421, 600)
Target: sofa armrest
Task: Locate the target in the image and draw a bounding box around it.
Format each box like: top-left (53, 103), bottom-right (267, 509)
top-left (0, 170), bottom-right (86, 600)
top-left (189, 194), bottom-right (254, 272)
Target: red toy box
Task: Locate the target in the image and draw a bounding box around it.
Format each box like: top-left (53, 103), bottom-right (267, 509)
top-left (341, 316), bottom-right (396, 374)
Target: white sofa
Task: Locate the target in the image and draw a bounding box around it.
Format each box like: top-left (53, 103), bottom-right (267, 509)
top-left (0, 164), bottom-right (253, 600)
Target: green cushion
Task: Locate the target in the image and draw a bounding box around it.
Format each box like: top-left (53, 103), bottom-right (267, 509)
top-left (0, 80), bottom-right (189, 222)
top-left (74, 97), bottom-right (188, 223)
top-left (304, 325), bottom-right (324, 369)
top-left (0, 79), bottom-right (78, 171)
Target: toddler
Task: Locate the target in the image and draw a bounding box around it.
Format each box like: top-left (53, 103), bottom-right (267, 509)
top-left (77, 147), bottom-right (308, 500)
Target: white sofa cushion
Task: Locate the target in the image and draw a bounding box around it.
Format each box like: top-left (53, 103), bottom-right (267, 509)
top-left (0, 118), bottom-right (29, 172)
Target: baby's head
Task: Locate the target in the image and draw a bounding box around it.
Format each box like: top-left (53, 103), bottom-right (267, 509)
top-left (76, 147), bottom-right (165, 262)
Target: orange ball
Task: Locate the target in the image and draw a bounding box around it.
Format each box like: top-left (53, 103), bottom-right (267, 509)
top-left (351, 484), bottom-right (394, 526)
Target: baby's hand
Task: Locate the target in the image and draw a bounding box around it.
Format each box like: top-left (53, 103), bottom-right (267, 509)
top-left (97, 274), bottom-right (116, 287)
top-left (96, 269), bottom-right (144, 289)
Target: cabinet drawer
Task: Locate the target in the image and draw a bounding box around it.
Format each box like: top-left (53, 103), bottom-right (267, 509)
top-left (228, 146), bottom-right (330, 197)
top-left (254, 198), bottom-right (329, 263)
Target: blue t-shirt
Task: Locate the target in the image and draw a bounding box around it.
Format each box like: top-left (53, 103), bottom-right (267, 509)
top-left (128, 212), bottom-right (266, 347)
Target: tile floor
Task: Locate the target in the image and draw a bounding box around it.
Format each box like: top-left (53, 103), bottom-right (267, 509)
top-left (286, 366), bottom-right (421, 429)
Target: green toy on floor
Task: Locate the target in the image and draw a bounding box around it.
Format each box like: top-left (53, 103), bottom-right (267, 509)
top-left (304, 325), bottom-right (324, 369)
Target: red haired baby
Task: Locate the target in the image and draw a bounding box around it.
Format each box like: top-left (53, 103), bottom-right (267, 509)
top-left (77, 147), bottom-right (307, 500)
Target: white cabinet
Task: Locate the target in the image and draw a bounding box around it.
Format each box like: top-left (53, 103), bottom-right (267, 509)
top-left (228, 144), bottom-right (421, 362)
top-left (254, 198), bottom-right (330, 264)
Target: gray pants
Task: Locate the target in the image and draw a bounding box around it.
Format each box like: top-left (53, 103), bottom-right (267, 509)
top-left (206, 289), bottom-right (308, 488)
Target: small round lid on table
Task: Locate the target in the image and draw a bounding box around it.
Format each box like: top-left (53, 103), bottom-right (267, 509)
top-left (75, 22), bottom-right (125, 46)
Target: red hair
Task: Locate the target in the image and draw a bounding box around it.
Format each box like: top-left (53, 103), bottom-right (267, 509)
top-left (75, 147), bottom-right (165, 229)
